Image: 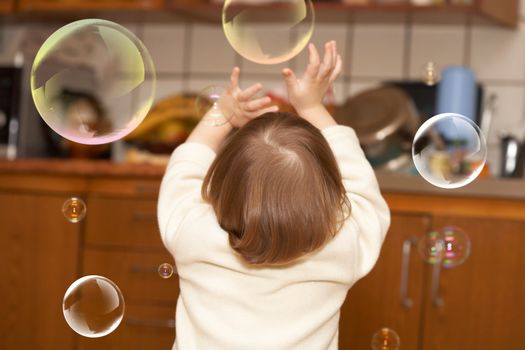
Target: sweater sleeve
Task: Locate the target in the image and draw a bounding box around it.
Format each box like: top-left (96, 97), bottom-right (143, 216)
top-left (157, 142), bottom-right (216, 252)
top-left (321, 125), bottom-right (391, 280)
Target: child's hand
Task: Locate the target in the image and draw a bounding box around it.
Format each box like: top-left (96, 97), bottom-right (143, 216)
top-left (218, 67), bottom-right (278, 128)
top-left (281, 41), bottom-right (342, 128)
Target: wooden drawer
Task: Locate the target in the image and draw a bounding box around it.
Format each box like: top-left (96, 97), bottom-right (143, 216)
top-left (83, 249), bottom-right (179, 304)
top-left (85, 196), bottom-right (162, 249)
top-left (77, 304), bottom-right (175, 350)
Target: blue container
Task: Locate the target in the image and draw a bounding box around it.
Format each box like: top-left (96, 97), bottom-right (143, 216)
top-left (435, 66), bottom-right (478, 140)
top-left (436, 66), bottom-right (477, 120)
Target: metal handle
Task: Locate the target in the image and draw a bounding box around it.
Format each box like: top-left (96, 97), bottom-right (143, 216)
top-left (135, 185), bottom-right (159, 194)
top-left (399, 238), bottom-right (416, 309)
top-left (129, 264), bottom-right (158, 274)
top-left (129, 264), bottom-right (177, 276)
top-left (132, 211), bottom-right (157, 221)
top-left (125, 318), bottom-right (175, 329)
top-left (431, 262), bottom-right (444, 307)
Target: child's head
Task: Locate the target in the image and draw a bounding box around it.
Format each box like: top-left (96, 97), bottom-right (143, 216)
top-left (202, 112), bottom-right (350, 265)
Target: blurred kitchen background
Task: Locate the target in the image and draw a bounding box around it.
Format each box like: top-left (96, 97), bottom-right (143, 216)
top-left (0, 0), bottom-right (524, 177)
top-left (1, 1), bottom-right (525, 350)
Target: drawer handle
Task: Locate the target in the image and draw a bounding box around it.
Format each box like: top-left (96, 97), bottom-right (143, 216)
top-left (125, 317), bottom-right (175, 329)
top-left (129, 264), bottom-right (178, 276)
top-left (431, 263), bottom-right (444, 307)
top-left (399, 237), bottom-right (416, 309)
top-left (133, 211), bottom-right (157, 221)
top-left (135, 185), bottom-right (159, 194)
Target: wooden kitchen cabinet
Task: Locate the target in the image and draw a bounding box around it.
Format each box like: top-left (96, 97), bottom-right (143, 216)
top-left (1, 160), bottom-right (525, 349)
top-left (0, 0), bottom-right (13, 13)
top-left (421, 215), bottom-right (525, 350)
top-left (0, 191), bottom-right (81, 350)
top-left (0, 163), bottom-right (175, 350)
top-left (17, 0), bottom-right (165, 12)
top-left (338, 193), bottom-right (525, 349)
top-left (76, 178), bottom-right (178, 350)
top-left (340, 213), bottom-right (431, 350)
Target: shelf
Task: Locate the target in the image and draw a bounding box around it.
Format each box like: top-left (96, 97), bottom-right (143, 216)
top-left (167, 1), bottom-right (518, 28)
top-left (16, 0), bottom-right (165, 12)
top-left (1, 0), bottom-right (518, 28)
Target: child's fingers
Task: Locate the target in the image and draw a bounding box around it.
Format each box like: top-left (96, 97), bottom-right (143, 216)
top-left (329, 54), bottom-right (343, 83)
top-left (252, 105), bottom-right (279, 118)
top-left (305, 43), bottom-right (320, 78)
top-left (321, 41), bottom-right (333, 72)
top-left (229, 67), bottom-right (240, 90)
top-left (308, 43), bottom-right (320, 66)
top-left (319, 41), bottom-right (337, 80)
top-left (245, 96), bottom-right (273, 112)
top-left (282, 68), bottom-right (298, 88)
top-left (237, 83), bottom-right (262, 102)
top-left (331, 41), bottom-right (337, 68)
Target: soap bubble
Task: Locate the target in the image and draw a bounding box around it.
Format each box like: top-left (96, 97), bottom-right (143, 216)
top-left (158, 263), bottom-right (174, 279)
top-left (417, 226), bottom-right (471, 267)
top-left (371, 327), bottom-right (400, 350)
top-left (222, 0), bottom-right (315, 65)
top-left (63, 275), bottom-right (125, 338)
top-left (422, 62), bottom-right (440, 86)
top-left (412, 113), bottom-right (486, 189)
top-left (417, 230), bottom-right (445, 265)
top-left (31, 19), bottom-right (156, 145)
top-left (62, 197), bottom-right (87, 223)
top-left (441, 226), bottom-right (471, 268)
top-left (195, 85), bottom-right (230, 126)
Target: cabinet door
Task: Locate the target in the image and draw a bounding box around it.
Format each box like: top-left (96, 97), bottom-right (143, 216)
top-left (0, 0), bottom-right (13, 13)
top-left (77, 304), bottom-right (176, 350)
top-left (79, 234), bottom-right (178, 349)
top-left (0, 193), bottom-right (80, 350)
top-left (18, 0), bottom-right (164, 11)
top-left (422, 216), bottom-right (525, 350)
top-left (339, 213), bottom-right (431, 350)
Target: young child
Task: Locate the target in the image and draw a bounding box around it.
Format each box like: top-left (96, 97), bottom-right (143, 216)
top-left (158, 41), bottom-right (390, 350)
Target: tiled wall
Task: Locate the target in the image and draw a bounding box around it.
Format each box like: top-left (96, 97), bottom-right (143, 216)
top-left (2, 1), bottom-right (525, 175)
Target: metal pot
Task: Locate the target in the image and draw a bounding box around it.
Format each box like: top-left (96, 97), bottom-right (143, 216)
top-left (334, 86), bottom-right (420, 170)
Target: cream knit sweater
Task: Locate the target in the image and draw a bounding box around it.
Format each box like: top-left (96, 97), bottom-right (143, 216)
top-left (158, 125), bottom-right (390, 350)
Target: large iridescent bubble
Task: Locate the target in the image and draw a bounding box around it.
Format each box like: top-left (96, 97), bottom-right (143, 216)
top-left (412, 113), bottom-right (486, 189)
top-left (31, 19), bottom-right (156, 145)
top-left (222, 0), bottom-right (314, 65)
top-left (63, 275), bottom-right (125, 338)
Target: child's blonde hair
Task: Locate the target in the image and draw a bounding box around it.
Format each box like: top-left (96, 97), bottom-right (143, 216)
top-left (202, 112), bottom-right (350, 265)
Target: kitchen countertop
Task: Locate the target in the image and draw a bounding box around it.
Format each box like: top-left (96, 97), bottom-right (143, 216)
top-left (375, 170), bottom-right (525, 200)
top-left (0, 159), bottom-right (524, 200)
top-left (0, 158), bottom-right (166, 178)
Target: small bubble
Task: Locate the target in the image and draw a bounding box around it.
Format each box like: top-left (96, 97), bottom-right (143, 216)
top-left (195, 85), bottom-right (230, 126)
top-left (441, 226), bottom-right (471, 268)
top-left (158, 263), bottom-right (174, 279)
top-left (371, 327), bottom-right (400, 350)
top-left (422, 62), bottom-right (440, 86)
top-left (62, 197), bottom-right (87, 223)
top-left (418, 230), bottom-right (445, 265)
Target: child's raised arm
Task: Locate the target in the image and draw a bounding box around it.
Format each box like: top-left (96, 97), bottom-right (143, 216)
top-left (187, 67), bottom-right (278, 151)
top-left (283, 42), bottom-right (391, 279)
top-left (158, 68), bottom-right (276, 251)
top-left (281, 41), bottom-right (341, 129)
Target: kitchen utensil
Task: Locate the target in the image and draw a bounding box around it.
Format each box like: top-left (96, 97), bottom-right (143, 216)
top-left (500, 133), bottom-right (524, 178)
top-left (334, 86), bottom-right (420, 169)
